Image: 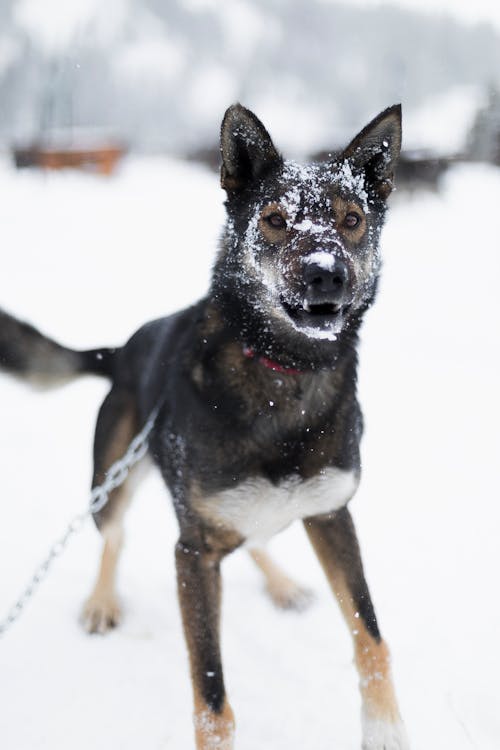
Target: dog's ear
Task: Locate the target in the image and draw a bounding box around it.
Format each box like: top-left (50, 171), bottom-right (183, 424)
top-left (342, 105), bottom-right (402, 199)
top-left (220, 104), bottom-right (282, 193)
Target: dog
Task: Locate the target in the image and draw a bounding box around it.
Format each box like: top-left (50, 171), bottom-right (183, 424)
top-left (0, 104), bottom-right (409, 749)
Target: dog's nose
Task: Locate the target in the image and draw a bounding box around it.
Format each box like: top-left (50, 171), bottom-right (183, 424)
top-left (303, 258), bottom-right (349, 303)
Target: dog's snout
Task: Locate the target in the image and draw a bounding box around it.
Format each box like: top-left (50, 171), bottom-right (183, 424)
top-left (304, 258), bottom-right (349, 303)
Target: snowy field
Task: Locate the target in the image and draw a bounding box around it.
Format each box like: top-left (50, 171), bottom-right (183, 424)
top-left (0, 155), bottom-right (499, 749)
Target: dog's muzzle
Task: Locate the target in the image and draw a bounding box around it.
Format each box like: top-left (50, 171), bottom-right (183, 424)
top-left (302, 257), bottom-right (350, 312)
top-left (279, 250), bottom-right (353, 335)
top-left (293, 252), bottom-right (352, 328)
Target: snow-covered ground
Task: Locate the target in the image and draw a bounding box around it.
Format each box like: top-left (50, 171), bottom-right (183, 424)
top-left (0, 155), bottom-right (499, 749)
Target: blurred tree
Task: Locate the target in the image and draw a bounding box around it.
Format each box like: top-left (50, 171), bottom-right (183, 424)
top-left (466, 85), bottom-right (500, 164)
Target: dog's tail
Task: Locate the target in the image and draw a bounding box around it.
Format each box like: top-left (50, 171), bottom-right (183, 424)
top-left (0, 308), bottom-right (117, 381)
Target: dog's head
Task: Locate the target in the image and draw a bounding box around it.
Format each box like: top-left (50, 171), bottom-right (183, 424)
top-left (211, 104), bottom-right (401, 370)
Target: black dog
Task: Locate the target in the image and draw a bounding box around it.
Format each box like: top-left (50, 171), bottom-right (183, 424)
top-left (0, 104), bottom-right (409, 749)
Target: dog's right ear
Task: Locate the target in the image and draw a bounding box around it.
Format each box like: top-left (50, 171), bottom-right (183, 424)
top-left (220, 104), bottom-right (282, 193)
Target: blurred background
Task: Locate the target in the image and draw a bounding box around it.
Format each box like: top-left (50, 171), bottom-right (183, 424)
top-left (1, 3), bottom-right (499, 750)
top-left (1, 0), bottom-right (500, 175)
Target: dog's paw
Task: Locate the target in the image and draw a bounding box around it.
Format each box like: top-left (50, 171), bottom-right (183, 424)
top-left (361, 717), bottom-right (410, 750)
top-left (266, 579), bottom-right (314, 612)
top-left (80, 594), bottom-right (122, 634)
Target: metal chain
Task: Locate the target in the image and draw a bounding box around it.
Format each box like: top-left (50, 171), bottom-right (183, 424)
top-left (0, 403), bottom-right (160, 638)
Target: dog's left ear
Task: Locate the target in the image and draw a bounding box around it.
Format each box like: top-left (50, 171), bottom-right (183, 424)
top-left (220, 104), bottom-right (282, 193)
top-left (342, 105), bottom-right (402, 199)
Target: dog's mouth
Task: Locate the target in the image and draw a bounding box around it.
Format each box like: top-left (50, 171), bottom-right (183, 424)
top-left (281, 297), bottom-right (351, 336)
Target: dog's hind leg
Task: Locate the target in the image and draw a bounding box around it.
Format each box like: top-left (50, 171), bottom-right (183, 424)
top-left (248, 547), bottom-right (313, 611)
top-left (304, 507), bottom-right (410, 750)
top-left (81, 388), bottom-right (140, 634)
top-left (175, 529), bottom-right (239, 750)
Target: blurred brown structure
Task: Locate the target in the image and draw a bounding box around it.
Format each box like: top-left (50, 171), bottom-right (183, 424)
top-left (13, 142), bottom-right (126, 175)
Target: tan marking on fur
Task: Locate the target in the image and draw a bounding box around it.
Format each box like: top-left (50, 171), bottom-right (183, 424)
top-left (94, 406), bottom-right (137, 486)
top-left (218, 340), bottom-right (246, 374)
top-left (249, 547), bottom-right (313, 610)
top-left (189, 481), bottom-right (245, 553)
top-left (378, 176), bottom-right (394, 200)
top-left (82, 523), bottom-right (124, 633)
top-left (329, 574), bottom-right (401, 724)
top-left (192, 363), bottom-right (204, 388)
top-left (194, 694), bottom-right (235, 750)
top-left (83, 399), bottom-right (139, 633)
top-left (199, 303), bottom-right (224, 337)
top-left (356, 632), bottom-right (400, 724)
top-left (333, 196), bottom-right (367, 242)
top-left (259, 202), bottom-right (287, 243)
top-left (203, 524), bottom-right (245, 555)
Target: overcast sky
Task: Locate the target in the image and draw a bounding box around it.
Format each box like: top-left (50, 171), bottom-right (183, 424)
top-left (326, 0), bottom-right (500, 32)
top-left (16, 0), bottom-right (500, 43)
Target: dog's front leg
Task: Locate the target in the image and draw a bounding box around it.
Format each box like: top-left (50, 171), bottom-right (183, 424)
top-left (175, 536), bottom-right (235, 750)
top-left (304, 507), bottom-right (409, 749)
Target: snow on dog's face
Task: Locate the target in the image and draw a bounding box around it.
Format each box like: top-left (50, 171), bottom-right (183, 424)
top-left (212, 104), bottom-right (401, 369)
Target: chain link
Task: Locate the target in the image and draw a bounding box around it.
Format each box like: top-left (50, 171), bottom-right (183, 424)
top-left (0, 403), bottom-right (160, 638)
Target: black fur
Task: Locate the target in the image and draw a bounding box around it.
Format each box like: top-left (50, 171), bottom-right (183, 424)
top-left (0, 104), bottom-right (404, 743)
top-left (0, 308), bottom-right (115, 378)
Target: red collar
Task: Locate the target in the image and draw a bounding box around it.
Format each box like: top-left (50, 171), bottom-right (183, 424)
top-left (243, 345), bottom-right (304, 375)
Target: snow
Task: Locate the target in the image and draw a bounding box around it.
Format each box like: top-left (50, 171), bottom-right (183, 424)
top-left (1, 156), bottom-right (499, 749)
top-left (304, 251), bottom-right (337, 271)
top-left (335, 160), bottom-right (370, 212)
top-left (290, 320), bottom-right (339, 341)
top-left (293, 219), bottom-right (329, 235)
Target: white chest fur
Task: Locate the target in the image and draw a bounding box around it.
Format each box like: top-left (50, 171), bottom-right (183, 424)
top-left (196, 468), bottom-right (358, 545)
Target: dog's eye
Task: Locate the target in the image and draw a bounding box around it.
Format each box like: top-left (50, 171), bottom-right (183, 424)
top-left (266, 213), bottom-right (286, 230)
top-left (343, 212), bottom-right (361, 229)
